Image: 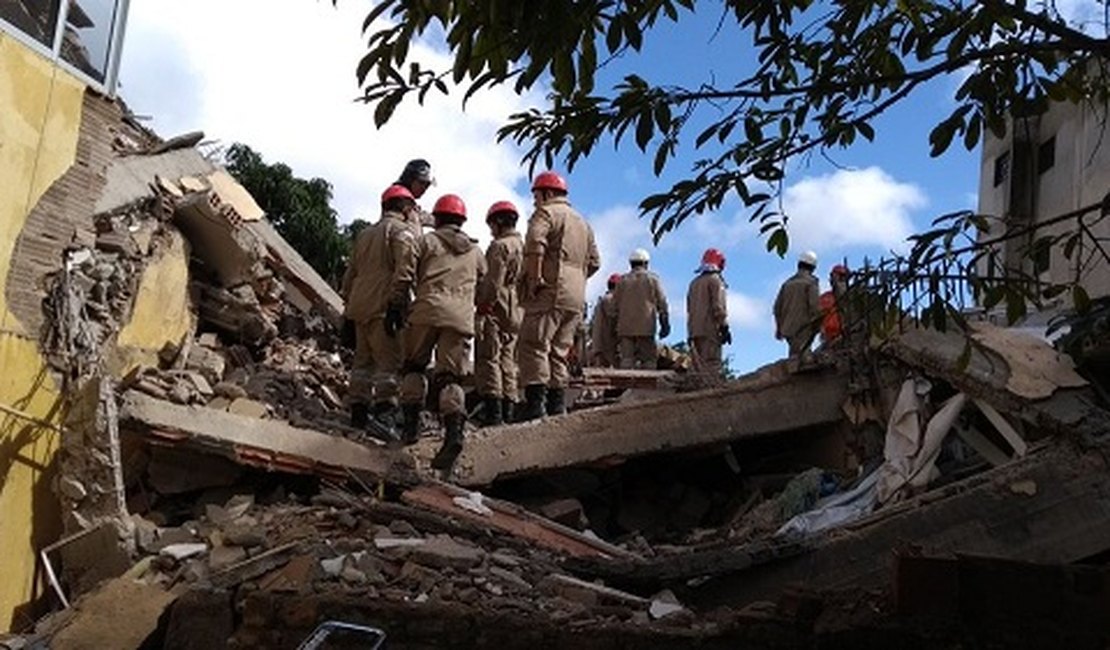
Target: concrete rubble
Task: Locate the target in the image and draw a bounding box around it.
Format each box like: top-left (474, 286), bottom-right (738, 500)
top-left (8, 108), bottom-right (1110, 650)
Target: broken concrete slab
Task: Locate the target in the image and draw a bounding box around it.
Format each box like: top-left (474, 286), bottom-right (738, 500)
top-left (120, 391), bottom-right (406, 482)
top-left (448, 360), bottom-right (852, 486)
top-left (243, 219), bottom-right (343, 325)
top-left (685, 443), bottom-right (1110, 610)
top-left (95, 148), bottom-right (214, 214)
top-left (885, 326), bottom-right (1110, 439)
top-left (46, 578), bottom-right (177, 650)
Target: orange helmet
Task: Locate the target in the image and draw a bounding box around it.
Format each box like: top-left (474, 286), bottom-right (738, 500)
top-left (701, 248), bottom-right (726, 270)
top-left (607, 273), bottom-right (622, 287)
top-left (532, 171), bottom-right (568, 193)
top-left (486, 200), bottom-right (518, 222)
top-left (432, 194), bottom-right (467, 220)
top-left (831, 264), bottom-right (849, 277)
top-left (381, 184), bottom-right (414, 203)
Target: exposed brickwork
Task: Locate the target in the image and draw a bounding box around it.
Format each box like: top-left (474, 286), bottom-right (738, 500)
top-left (5, 92), bottom-right (134, 338)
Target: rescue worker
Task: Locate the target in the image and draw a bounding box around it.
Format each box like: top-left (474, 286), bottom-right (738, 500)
top-left (588, 273), bottom-right (622, 367)
top-left (394, 194), bottom-right (486, 469)
top-left (474, 200), bottom-right (524, 427)
top-left (395, 158), bottom-right (435, 227)
top-left (819, 264), bottom-right (850, 346)
top-left (774, 250), bottom-right (821, 359)
top-left (518, 171), bottom-right (600, 420)
top-left (686, 248), bottom-right (730, 376)
top-left (613, 248), bottom-right (669, 369)
top-left (340, 184), bottom-right (420, 439)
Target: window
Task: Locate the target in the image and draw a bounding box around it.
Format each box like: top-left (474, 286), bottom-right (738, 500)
top-left (993, 151), bottom-right (1010, 187)
top-left (0, 0), bottom-right (60, 46)
top-left (1038, 136), bottom-right (1055, 174)
top-left (0, 0), bottom-right (127, 91)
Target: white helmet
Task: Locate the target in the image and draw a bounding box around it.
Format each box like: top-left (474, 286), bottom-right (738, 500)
top-left (629, 248), bottom-right (651, 263)
top-left (798, 250), bottom-right (818, 267)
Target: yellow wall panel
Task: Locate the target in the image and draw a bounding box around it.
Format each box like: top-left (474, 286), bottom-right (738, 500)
top-left (115, 230), bottom-right (194, 374)
top-left (0, 34), bottom-right (84, 631)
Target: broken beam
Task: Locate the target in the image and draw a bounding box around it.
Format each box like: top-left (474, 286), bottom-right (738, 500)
top-left (119, 391), bottom-right (405, 482)
top-left (450, 360), bottom-right (852, 486)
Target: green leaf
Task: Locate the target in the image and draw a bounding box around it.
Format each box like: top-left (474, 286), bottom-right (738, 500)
top-left (374, 92), bottom-right (404, 128)
top-left (1073, 284), bottom-right (1092, 314)
top-left (766, 228), bottom-right (789, 257)
top-left (857, 121), bottom-right (875, 142)
top-left (635, 113), bottom-right (654, 150)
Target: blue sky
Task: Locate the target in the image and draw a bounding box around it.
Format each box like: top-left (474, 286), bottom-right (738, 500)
top-left (117, 0), bottom-right (994, 373)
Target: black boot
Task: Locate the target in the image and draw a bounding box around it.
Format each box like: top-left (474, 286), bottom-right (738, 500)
top-left (431, 414), bottom-right (465, 470)
top-left (501, 398), bottom-right (516, 424)
top-left (478, 396), bottom-right (503, 427)
top-left (350, 403), bottom-right (369, 429)
top-left (545, 387), bottom-right (566, 416)
top-left (519, 385), bottom-right (546, 421)
top-left (365, 403), bottom-right (401, 444)
top-left (401, 403), bottom-right (422, 445)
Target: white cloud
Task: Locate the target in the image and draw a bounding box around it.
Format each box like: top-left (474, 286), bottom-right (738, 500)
top-left (727, 290), bottom-right (768, 331)
top-left (585, 204), bottom-right (656, 301)
top-left (118, 0), bottom-right (540, 244)
top-left (780, 166), bottom-right (926, 253)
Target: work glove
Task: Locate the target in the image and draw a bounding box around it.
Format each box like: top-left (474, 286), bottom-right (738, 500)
top-left (340, 318), bottom-right (357, 349)
top-left (658, 315), bottom-right (671, 339)
top-left (384, 301), bottom-right (406, 338)
top-left (719, 324), bottom-right (732, 345)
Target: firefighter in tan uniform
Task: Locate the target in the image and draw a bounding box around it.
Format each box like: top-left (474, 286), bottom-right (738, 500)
top-left (774, 250), bottom-right (821, 359)
top-left (518, 171), bottom-right (600, 421)
top-left (686, 248), bottom-right (731, 377)
top-left (340, 184), bottom-right (419, 438)
top-left (474, 200), bottom-right (524, 426)
top-left (613, 248), bottom-right (670, 369)
top-left (394, 194), bottom-right (486, 469)
top-left (395, 158), bottom-right (436, 228)
top-left (588, 273), bottom-right (622, 367)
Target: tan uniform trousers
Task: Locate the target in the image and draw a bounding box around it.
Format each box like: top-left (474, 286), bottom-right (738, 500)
top-left (350, 318), bottom-right (400, 406)
top-left (691, 336), bottom-right (722, 376)
top-left (518, 308), bottom-right (581, 389)
top-left (399, 323), bottom-right (468, 415)
top-left (475, 315), bottom-right (519, 400)
top-left (787, 329), bottom-right (816, 358)
top-left (618, 336), bottom-right (657, 369)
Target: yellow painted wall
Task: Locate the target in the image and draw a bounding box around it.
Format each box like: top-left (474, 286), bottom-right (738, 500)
top-left (115, 230), bottom-right (194, 374)
top-left (0, 31), bottom-right (84, 632)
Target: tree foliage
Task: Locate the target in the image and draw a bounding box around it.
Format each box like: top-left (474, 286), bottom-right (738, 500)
top-left (224, 143), bottom-right (352, 283)
top-left (354, 0), bottom-right (1110, 255)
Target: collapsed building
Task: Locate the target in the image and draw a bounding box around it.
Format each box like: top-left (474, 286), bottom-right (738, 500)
top-left (4, 21), bottom-right (1110, 650)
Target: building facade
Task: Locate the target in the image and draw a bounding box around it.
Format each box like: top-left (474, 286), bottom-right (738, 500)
top-left (0, 0), bottom-right (132, 630)
top-left (977, 99), bottom-right (1110, 302)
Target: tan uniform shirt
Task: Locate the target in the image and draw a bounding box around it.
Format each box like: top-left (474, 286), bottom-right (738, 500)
top-left (613, 268), bottom-right (668, 337)
top-left (397, 225), bottom-right (486, 336)
top-left (774, 270), bottom-right (820, 339)
top-left (687, 272), bottom-right (728, 337)
top-left (522, 197), bottom-right (600, 313)
top-left (342, 210), bottom-right (418, 322)
top-left (589, 292), bottom-right (618, 362)
top-left (476, 230), bottom-right (524, 331)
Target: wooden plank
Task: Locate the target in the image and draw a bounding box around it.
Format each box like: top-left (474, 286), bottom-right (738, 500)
top-left (401, 483), bottom-right (636, 560)
top-left (974, 398), bottom-right (1028, 457)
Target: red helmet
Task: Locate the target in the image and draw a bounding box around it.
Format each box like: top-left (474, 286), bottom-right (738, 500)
top-left (701, 248), bottom-right (726, 270)
top-left (486, 200), bottom-right (518, 222)
top-left (531, 171), bottom-right (568, 193)
top-left (432, 194), bottom-right (467, 220)
top-left (607, 273), bottom-right (623, 286)
top-left (831, 264), bottom-right (849, 277)
top-left (381, 184), bottom-right (414, 203)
